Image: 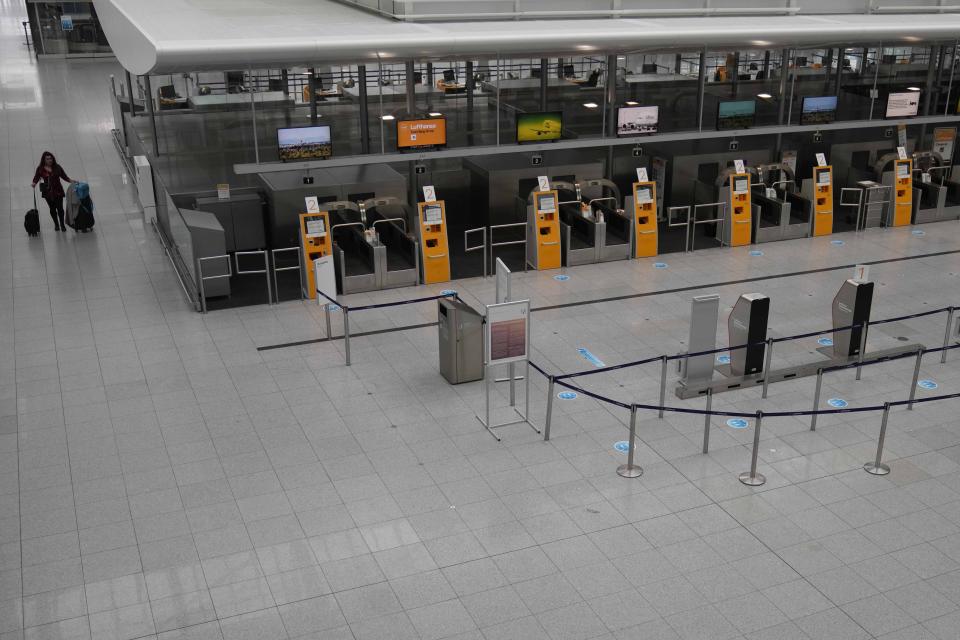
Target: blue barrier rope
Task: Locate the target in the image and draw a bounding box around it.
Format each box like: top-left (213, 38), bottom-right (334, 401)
top-left (313, 289), bottom-right (457, 312)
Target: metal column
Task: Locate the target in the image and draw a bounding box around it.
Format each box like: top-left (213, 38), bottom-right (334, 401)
top-left (406, 61), bottom-right (417, 208)
top-left (777, 50), bottom-right (791, 125)
top-left (143, 75), bottom-right (159, 157)
top-left (834, 48), bottom-right (845, 96)
top-left (358, 64), bottom-right (370, 154)
top-left (731, 52), bottom-right (740, 97)
top-left (762, 50), bottom-right (771, 81)
top-left (125, 71), bottom-right (135, 118)
top-left (539, 59), bottom-right (548, 111)
top-left (466, 61), bottom-right (475, 145)
top-left (922, 45), bottom-right (941, 142)
top-left (605, 54), bottom-right (617, 180)
top-left (696, 49), bottom-right (707, 131)
top-left (308, 68), bottom-right (318, 124)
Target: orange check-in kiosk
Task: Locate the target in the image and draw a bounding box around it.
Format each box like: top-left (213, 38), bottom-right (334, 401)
top-left (299, 212), bottom-right (332, 299)
top-left (527, 190), bottom-right (562, 270)
top-left (725, 173), bottom-right (753, 246)
top-left (417, 200), bottom-right (451, 284)
top-left (891, 158), bottom-right (913, 226)
top-left (632, 181), bottom-right (658, 258)
top-left (811, 166), bottom-right (834, 236)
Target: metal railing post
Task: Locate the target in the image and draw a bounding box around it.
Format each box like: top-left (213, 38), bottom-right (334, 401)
top-left (270, 247), bottom-right (303, 303)
top-left (702, 388), bottom-right (713, 454)
top-left (198, 261), bottom-right (207, 314)
top-left (658, 355), bottom-right (668, 419)
top-left (738, 411), bottom-right (766, 486)
top-left (544, 377), bottom-right (555, 441)
top-left (810, 367), bottom-right (823, 431)
top-left (864, 402), bottom-right (892, 475)
top-left (464, 227), bottom-right (488, 277)
top-left (942, 307), bottom-right (955, 364)
top-left (343, 308), bottom-right (351, 366)
top-left (907, 347), bottom-right (924, 410)
top-left (761, 338), bottom-right (774, 398)
top-left (855, 322), bottom-right (868, 380)
top-left (617, 404), bottom-right (643, 478)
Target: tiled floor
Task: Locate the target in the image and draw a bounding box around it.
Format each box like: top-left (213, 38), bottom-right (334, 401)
top-left (5, 2), bottom-right (960, 639)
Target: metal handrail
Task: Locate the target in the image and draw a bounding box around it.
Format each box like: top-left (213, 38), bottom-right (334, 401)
top-left (234, 250), bottom-right (272, 307)
top-left (372, 217), bottom-right (407, 233)
top-left (465, 227), bottom-right (488, 277)
top-left (863, 185), bottom-right (893, 229)
top-left (839, 187), bottom-right (864, 231)
top-left (331, 221), bottom-right (366, 236)
top-left (490, 222), bottom-right (528, 273)
top-left (197, 254), bottom-right (232, 314)
top-left (692, 202), bottom-right (726, 252)
top-left (271, 246), bottom-right (302, 302)
top-left (667, 206), bottom-right (691, 252)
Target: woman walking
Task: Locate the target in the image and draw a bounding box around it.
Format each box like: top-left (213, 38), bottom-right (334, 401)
top-left (31, 151), bottom-right (74, 232)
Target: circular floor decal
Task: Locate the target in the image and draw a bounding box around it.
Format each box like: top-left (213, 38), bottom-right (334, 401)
top-left (441, 289), bottom-right (457, 296)
top-left (726, 418), bottom-right (749, 429)
top-left (749, 250), bottom-right (764, 257)
top-left (831, 240), bottom-right (845, 246)
top-left (817, 337), bottom-right (834, 346)
top-left (716, 354), bottom-right (731, 364)
top-left (614, 441), bottom-right (630, 453)
top-left (653, 262), bottom-right (669, 269)
top-left (327, 304), bottom-right (341, 311)
top-left (554, 274), bottom-right (570, 281)
top-left (827, 398), bottom-right (848, 408)
top-left (912, 230), bottom-right (926, 236)
top-left (558, 391), bottom-right (578, 400)
top-left (917, 379), bottom-right (938, 390)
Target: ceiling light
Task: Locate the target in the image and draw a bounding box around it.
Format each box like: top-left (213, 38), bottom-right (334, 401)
top-left (583, 102), bottom-right (599, 108)
top-left (428, 112), bottom-right (442, 117)
top-left (757, 93), bottom-right (773, 99)
top-left (907, 86), bottom-right (921, 91)
top-left (625, 101), bottom-right (639, 106)
top-left (381, 114), bottom-right (395, 120)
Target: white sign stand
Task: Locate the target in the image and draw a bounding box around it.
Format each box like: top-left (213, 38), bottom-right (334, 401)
top-left (477, 299), bottom-right (537, 441)
top-left (493, 258), bottom-right (524, 405)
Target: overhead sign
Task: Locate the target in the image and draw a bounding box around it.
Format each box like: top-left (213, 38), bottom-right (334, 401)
top-left (486, 300), bottom-right (530, 366)
top-left (304, 196), bottom-right (320, 213)
top-left (60, 15), bottom-right (74, 31)
top-left (933, 127), bottom-right (957, 164)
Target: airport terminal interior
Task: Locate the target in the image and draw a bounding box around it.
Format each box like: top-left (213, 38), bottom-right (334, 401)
top-left (6, 0), bottom-right (960, 638)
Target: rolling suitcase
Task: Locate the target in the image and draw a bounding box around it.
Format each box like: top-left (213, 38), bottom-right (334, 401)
top-left (24, 189), bottom-right (40, 237)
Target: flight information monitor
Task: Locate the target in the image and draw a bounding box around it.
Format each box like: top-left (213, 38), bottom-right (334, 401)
top-left (886, 92), bottom-right (920, 118)
top-left (717, 100), bottom-right (756, 130)
top-left (800, 96), bottom-right (838, 125)
top-left (517, 112), bottom-right (563, 142)
top-left (616, 106), bottom-right (659, 136)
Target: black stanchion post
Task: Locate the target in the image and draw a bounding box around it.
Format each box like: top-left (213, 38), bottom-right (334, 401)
top-left (864, 402), bottom-right (892, 475)
top-left (617, 404), bottom-right (643, 478)
top-left (907, 346), bottom-right (923, 410)
top-left (761, 338), bottom-right (774, 399)
top-left (810, 367), bottom-right (823, 431)
top-left (544, 377), bottom-right (555, 441)
top-left (343, 308), bottom-right (351, 366)
top-left (658, 356), bottom-right (668, 419)
top-left (324, 303), bottom-right (332, 340)
top-left (856, 322), bottom-right (868, 381)
top-left (738, 410), bottom-right (766, 486)
top-left (942, 307), bottom-right (955, 364)
top-left (702, 388), bottom-right (712, 454)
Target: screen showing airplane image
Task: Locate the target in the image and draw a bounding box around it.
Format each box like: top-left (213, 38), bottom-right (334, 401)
top-left (617, 106), bottom-right (659, 136)
top-left (278, 126), bottom-right (332, 161)
top-left (517, 112), bottom-right (563, 142)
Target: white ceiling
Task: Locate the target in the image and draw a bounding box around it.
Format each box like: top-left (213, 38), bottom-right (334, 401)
top-left (94, 0), bottom-right (960, 74)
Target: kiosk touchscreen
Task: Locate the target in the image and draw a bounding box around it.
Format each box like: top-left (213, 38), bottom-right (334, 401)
top-left (299, 212), bottom-right (332, 299)
top-left (891, 158), bottom-right (913, 226)
top-left (417, 200), bottom-right (451, 283)
top-left (632, 181), bottom-right (658, 258)
top-left (812, 166), bottom-right (834, 236)
top-left (727, 173), bottom-right (753, 246)
top-left (528, 190), bottom-right (562, 270)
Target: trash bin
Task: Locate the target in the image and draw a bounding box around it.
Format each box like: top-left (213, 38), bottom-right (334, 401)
top-left (438, 298), bottom-right (484, 384)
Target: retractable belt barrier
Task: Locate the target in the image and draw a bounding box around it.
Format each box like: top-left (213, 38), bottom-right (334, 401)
top-left (313, 287), bottom-right (460, 365)
top-left (532, 307), bottom-right (960, 485)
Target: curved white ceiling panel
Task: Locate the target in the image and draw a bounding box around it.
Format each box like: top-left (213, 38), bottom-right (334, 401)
top-left (94, 0), bottom-right (960, 74)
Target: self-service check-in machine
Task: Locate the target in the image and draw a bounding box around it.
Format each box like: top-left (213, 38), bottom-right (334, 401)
top-left (719, 172), bottom-right (753, 246)
top-left (891, 158), bottom-right (913, 226)
top-left (299, 211), bottom-right (332, 299)
top-left (727, 293), bottom-right (770, 376)
top-left (804, 165), bottom-right (834, 236)
top-left (630, 181), bottom-right (659, 257)
top-left (417, 199), bottom-right (451, 284)
top-left (527, 190), bottom-right (562, 270)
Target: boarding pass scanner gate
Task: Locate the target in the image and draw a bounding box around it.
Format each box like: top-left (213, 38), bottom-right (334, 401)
top-left (538, 180), bottom-right (631, 266)
top-left (728, 294), bottom-right (770, 377)
top-left (821, 279), bottom-right (873, 358)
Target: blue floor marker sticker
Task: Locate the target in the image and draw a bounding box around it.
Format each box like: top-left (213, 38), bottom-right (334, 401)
top-left (327, 303), bottom-right (341, 311)
top-left (831, 239), bottom-right (845, 246)
top-left (653, 262), bottom-right (668, 269)
top-left (558, 391), bottom-right (578, 400)
top-left (912, 230), bottom-right (926, 236)
top-left (440, 289), bottom-right (457, 296)
top-left (827, 398), bottom-right (848, 408)
top-left (749, 250), bottom-right (764, 257)
top-left (716, 354), bottom-right (731, 364)
top-left (917, 379), bottom-right (938, 390)
top-left (554, 274), bottom-right (570, 281)
top-left (577, 348), bottom-right (606, 367)
top-left (817, 337), bottom-right (834, 346)
top-left (727, 418), bottom-right (749, 429)
top-left (614, 441), bottom-right (630, 453)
